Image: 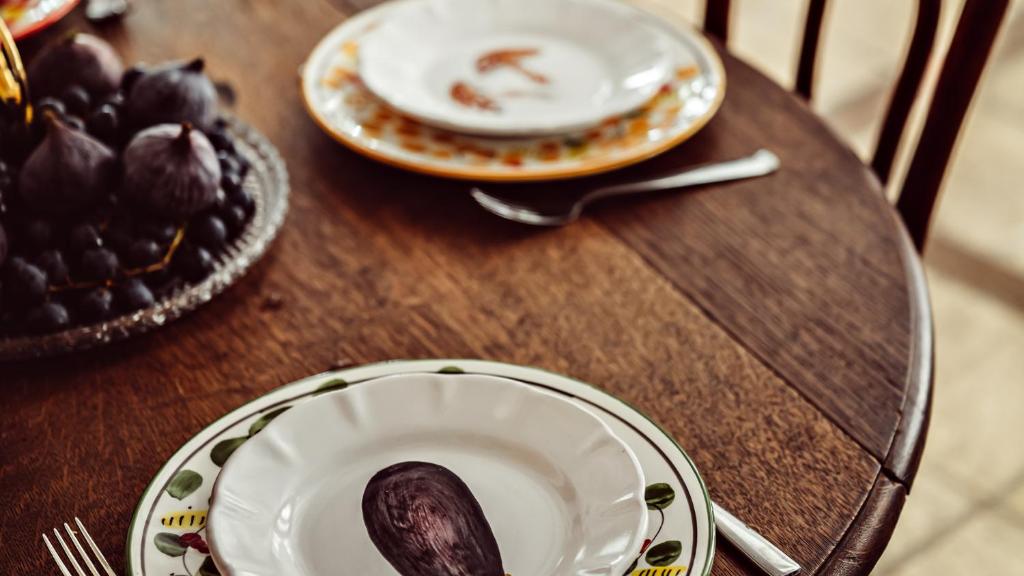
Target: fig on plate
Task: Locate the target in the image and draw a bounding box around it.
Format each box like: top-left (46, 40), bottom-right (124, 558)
top-left (122, 123), bottom-right (221, 219)
top-left (125, 59), bottom-right (218, 130)
top-left (362, 461), bottom-right (504, 576)
top-left (28, 33), bottom-right (125, 99)
top-left (18, 116), bottom-right (116, 216)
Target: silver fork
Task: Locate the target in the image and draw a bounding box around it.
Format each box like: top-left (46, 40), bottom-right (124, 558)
top-left (471, 149), bottom-right (781, 226)
top-left (43, 517), bottom-right (117, 576)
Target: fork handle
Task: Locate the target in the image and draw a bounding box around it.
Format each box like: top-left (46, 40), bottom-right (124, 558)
top-left (587, 149), bottom-right (781, 202)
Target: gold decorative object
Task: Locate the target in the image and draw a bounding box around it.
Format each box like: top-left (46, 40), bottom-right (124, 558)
top-left (0, 16), bottom-right (31, 125)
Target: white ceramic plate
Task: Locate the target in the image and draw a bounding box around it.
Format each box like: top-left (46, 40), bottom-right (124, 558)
top-left (207, 373), bottom-right (648, 576)
top-left (301, 2), bottom-right (724, 181)
top-left (359, 0), bottom-right (674, 137)
top-left (125, 360), bottom-right (714, 576)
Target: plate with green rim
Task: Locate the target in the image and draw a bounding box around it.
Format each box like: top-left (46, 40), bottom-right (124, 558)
top-left (125, 359), bottom-right (715, 576)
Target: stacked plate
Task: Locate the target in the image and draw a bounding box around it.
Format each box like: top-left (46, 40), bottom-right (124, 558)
top-left (301, 0), bottom-right (725, 182)
top-left (127, 360), bottom-right (715, 576)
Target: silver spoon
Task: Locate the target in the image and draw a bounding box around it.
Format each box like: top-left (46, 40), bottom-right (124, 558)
top-left (471, 149), bottom-right (781, 226)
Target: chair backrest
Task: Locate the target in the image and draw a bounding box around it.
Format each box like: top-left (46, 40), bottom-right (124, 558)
top-left (704, 0), bottom-right (1009, 251)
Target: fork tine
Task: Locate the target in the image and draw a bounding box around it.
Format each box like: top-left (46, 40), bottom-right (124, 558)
top-left (75, 517), bottom-right (117, 576)
top-left (43, 534), bottom-right (75, 576)
top-left (52, 529), bottom-right (87, 576)
top-left (64, 522), bottom-right (101, 576)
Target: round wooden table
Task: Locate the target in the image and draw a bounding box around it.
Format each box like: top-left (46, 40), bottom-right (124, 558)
top-left (1, 1), bottom-right (931, 575)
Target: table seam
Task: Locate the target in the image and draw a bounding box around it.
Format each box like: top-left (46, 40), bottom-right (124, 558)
top-left (600, 219), bottom-right (890, 467)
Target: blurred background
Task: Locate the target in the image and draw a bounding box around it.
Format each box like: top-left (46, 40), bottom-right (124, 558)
top-left (624, 0), bottom-right (1024, 572)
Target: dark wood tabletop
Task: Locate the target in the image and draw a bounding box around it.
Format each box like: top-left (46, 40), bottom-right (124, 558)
top-left (0, 1), bottom-right (932, 575)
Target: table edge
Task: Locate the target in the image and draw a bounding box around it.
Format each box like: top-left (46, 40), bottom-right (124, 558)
top-left (816, 215), bottom-right (934, 575)
top-left (883, 210), bottom-right (935, 485)
top-left (815, 473), bottom-right (907, 576)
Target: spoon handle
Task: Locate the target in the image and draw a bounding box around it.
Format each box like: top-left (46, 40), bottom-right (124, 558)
top-left (713, 502), bottom-right (802, 576)
top-left (588, 149), bottom-right (780, 201)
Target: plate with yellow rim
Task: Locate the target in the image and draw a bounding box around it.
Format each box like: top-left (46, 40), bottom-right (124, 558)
top-left (125, 360), bottom-right (715, 576)
top-left (1, 0), bottom-right (81, 40)
top-left (300, 0), bottom-right (725, 182)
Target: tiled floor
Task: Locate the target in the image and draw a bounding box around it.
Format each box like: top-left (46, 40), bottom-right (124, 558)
top-left (630, 0), bottom-right (1024, 573)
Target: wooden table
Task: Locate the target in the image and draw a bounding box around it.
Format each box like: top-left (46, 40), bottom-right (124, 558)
top-left (1, 1), bottom-right (932, 574)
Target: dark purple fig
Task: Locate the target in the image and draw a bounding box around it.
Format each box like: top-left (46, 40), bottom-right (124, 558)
top-left (122, 123), bottom-right (221, 219)
top-left (18, 116), bottom-right (116, 216)
top-left (125, 59), bottom-right (218, 130)
top-left (362, 462), bottom-right (504, 576)
top-left (28, 33), bottom-right (125, 99)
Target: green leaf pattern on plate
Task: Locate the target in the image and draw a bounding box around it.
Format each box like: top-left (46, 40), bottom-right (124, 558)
top-left (210, 436), bottom-right (248, 467)
top-left (211, 405), bottom-right (300, 467)
top-left (645, 482), bottom-right (676, 510)
top-left (247, 406), bottom-right (290, 436)
top-left (624, 483), bottom-right (686, 575)
top-left (166, 470), bottom-right (203, 500)
top-left (645, 540), bottom-right (683, 566)
top-left (314, 377), bottom-right (349, 395)
top-left (154, 532), bottom-right (187, 557)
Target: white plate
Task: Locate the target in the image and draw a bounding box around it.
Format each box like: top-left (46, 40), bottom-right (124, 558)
top-left (125, 360), bottom-right (715, 576)
top-left (358, 0), bottom-right (676, 136)
top-left (301, 4), bottom-right (723, 181)
top-left (207, 373), bottom-right (648, 576)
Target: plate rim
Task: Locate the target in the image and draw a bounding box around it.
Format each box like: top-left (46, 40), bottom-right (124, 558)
top-left (299, 1), bottom-right (726, 182)
top-left (356, 0), bottom-right (677, 137)
top-left (124, 359), bottom-right (715, 576)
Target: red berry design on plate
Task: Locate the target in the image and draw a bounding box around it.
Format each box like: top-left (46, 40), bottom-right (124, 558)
top-left (179, 532), bottom-right (209, 554)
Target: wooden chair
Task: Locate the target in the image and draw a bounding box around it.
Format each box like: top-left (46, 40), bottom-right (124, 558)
top-left (705, 0), bottom-right (1010, 252)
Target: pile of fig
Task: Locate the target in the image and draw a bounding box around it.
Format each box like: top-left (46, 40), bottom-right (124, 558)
top-left (0, 33), bottom-right (254, 336)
